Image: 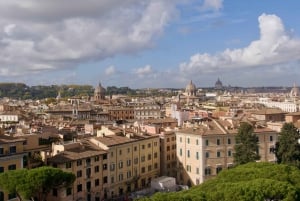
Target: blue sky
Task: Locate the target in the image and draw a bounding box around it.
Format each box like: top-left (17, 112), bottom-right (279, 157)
top-left (0, 0), bottom-right (300, 88)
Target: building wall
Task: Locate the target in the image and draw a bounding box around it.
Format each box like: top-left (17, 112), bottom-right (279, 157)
top-left (176, 130), bottom-right (278, 186)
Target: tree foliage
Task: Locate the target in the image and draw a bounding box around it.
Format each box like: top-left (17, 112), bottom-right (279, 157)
top-left (234, 122), bottom-right (260, 165)
top-left (138, 163), bottom-right (300, 201)
top-left (0, 166), bottom-right (75, 201)
top-left (275, 122), bottom-right (300, 168)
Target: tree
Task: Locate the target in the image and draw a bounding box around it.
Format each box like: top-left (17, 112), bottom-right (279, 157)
top-left (275, 122), bottom-right (300, 168)
top-left (0, 166), bottom-right (76, 201)
top-left (138, 163), bottom-right (300, 201)
top-left (234, 122), bottom-right (260, 165)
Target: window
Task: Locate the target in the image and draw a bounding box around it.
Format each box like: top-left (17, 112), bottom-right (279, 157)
top-left (0, 148), bottom-right (3, 155)
top-left (141, 156), bottom-right (145, 162)
top-left (77, 170), bottom-right (82, 178)
top-left (187, 150), bottom-right (190, 158)
top-left (205, 139), bottom-right (209, 146)
top-left (154, 163), bottom-right (158, 169)
top-left (8, 164), bottom-right (16, 170)
top-left (127, 148), bottom-right (130, 153)
top-left (103, 164), bottom-right (107, 170)
top-left (103, 176), bottom-right (108, 184)
top-left (154, 142), bottom-right (158, 146)
top-left (110, 152), bottom-right (114, 157)
top-left (9, 146), bottom-right (16, 154)
top-left (205, 152), bottom-right (209, 158)
top-left (148, 154), bottom-right (151, 160)
top-left (217, 139), bottom-right (220, 145)
top-left (204, 167), bottom-right (211, 176)
top-left (86, 168), bottom-right (91, 178)
top-left (167, 138), bottom-right (170, 142)
top-left (142, 145), bottom-right (145, 149)
top-left (66, 187), bottom-right (72, 196)
top-left (110, 163), bottom-right (115, 171)
top-left (180, 137), bottom-right (182, 142)
top-left (94, 165), bottom-right (100, 173)
top-left (95, 179), bottom-right (100, 186)
top-left (77, 160), bottom-right (82, 166)
top-left (228, 138), bottom-right (231, 144)
top-left (119, 161), bottom-right (123, 169)
top-left (154, 152), bottom-right (158, 158)
top-left (0, 167), bottom-right (4, 173)
top-left (86, 158), bottom-right (91, 166)
top-left (148, 165), bottom-right (152, 171)
top-left (134, 146), bottom-right (138, 151)
top-left (95, 156), bottom-right (99, 162)
top-left (228, 150), bottom-right (232, 157)
top-left (196, 139), bottom-right (199, 145)
top-left (77, 184), bottom-right (82, 192)
top-left (217, 151), bottom-right (221, 158)
top-left (187, 138), bottom-right (190, 144)
top-left (119, 149), bottom-right (122, 155)
top-left (141, 167), bottom-right (145, 173)
top-left (118, 173), bottom-right (123, 181)
top-left (179, 148), bottom-right (182, 156)
top-left (103, 154), bottom-right (107, 160)
top-left (148, 143), bottom-right (151, 148)
top-left (196, 152), bottom-right (199, 160)
top-left (127, 171), bottom-right (132, 178)
top-left (66, 162), bottom-right (72, 169)
top-left (134, 157), bottom-right (138, 164)
top-left (186, 165), bottom-right (191, 172)
top-left (196, 168), bottom-right (200, 174)
top-left (111, 176), bottom-right (114, 184)
top-left (270, 135), bottom-right (273, 142)
top-left (216, 166), bottom-right (222, 174)
top-left (167, 146), bottom-right (170, 151)
top-left (127, 159), bottom-right (131, 166)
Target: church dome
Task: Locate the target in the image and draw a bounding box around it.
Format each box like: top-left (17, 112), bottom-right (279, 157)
top-left (185, 80), bottom-right (196, 96)
top-left (290, 83), bottom-right (300, 97)
top-left (94, 82), bottom-right (106, 101)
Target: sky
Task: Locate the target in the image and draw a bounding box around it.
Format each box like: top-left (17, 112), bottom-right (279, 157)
top-left (0, 0), bottom-right (300, 88)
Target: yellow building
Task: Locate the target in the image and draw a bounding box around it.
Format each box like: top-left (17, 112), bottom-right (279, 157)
top-left (0, 134), bottom-right (26, 201)
top-left (176, 119), bottom-right (278, 186)
top-left (90, 129), bottom-right (160, 199)
top-left (47, 140), bottom-right (108, 201)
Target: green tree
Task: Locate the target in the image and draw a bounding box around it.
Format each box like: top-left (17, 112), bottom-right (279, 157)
top-left (234, 122), bottom-right (260, 165)
top-left (275, 122), bottom-right (300, 168)
top-left (0, 166), bottom-right (75, 201)
top-left (138, 163), bottom-right (300, 201)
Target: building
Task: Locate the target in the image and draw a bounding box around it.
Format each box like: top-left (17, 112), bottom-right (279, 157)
top-left (89, 129), bottom-right (161, 199)
top-left (159, 130), bottom-right (177, 178)
top-left (0, 134), bottom-right (27, 201)
top-left (175, 118), bottom-right (278, 186)
top-left (215, 78), bottom-right (223, 90)
top-left (134, 103), bottom-right (161, 120)
top-left (94, 83), bottom-right (106, 101)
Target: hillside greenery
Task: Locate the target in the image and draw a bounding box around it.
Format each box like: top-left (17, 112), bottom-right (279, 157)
top-left (138, 162), bottom-right (300, 201)
top-left (0, 83), bottom-right (137, 99)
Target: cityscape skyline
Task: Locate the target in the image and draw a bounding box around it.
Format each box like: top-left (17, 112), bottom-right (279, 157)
top-left (0, 1), bottom-right (300, 88)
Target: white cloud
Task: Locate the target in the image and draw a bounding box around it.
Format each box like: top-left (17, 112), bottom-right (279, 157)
top-left (0, 0), bottom-right (179, 77)
top-left (134, 65), bottom-right (153, 77)
top-left (200, 0), bottom-right (223, 11)
top-left (105, 65), bottom-right (116, 76)
top-left (180, 13), bottom-right (300, 74)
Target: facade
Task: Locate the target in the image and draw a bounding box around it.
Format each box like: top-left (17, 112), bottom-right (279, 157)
top-left (159, 131), bottom-right (177, 178)
top-left (0, 135), bottom-right (26, 201)
top-left (175, 119), bottom-right (278, 186)
top-left (104, 107), bottom-right (134, 121)
top-left (94, 83), bottom-right (106, 101)
top-left (89, 131), bottom-right (160, 199)
top-left (134, 103), bottom-right (161, 120)
top-left (47, 140), bottom-right (108, 201)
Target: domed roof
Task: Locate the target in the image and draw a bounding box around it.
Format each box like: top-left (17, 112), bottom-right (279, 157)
top-left (185, 80), bottom-right (196, 94)
top-left (290, 83), bottom-right (300, 97)
top-left (95, 82), bottom-right (106, 94)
